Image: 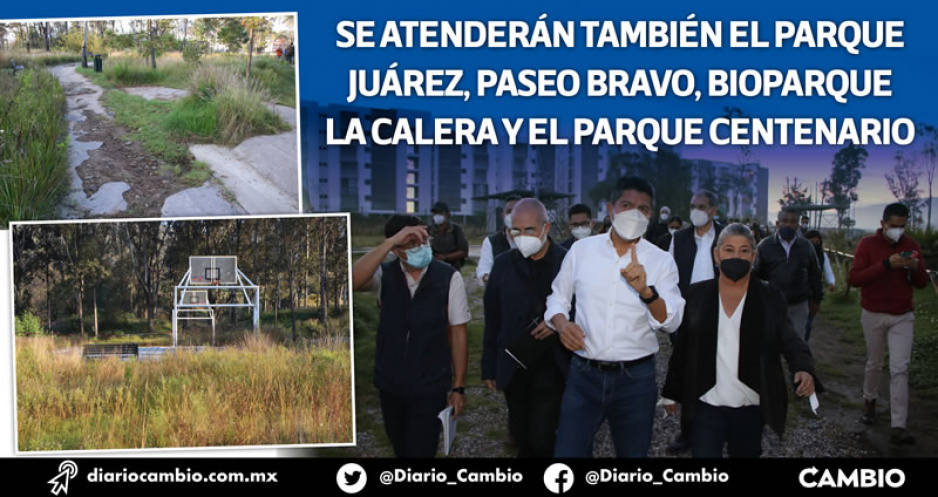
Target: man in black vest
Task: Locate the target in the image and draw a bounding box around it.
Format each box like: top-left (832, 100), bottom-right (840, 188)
top-left (560, 203), bottom-right (595, 250)
top-left (666, 189), bottom-right (723, 454)
top-left (669, 190), bottom-right (724, 295)
top-left (352, 215), bottom-right (470, 457)
top-left (477, 195), bottom-right (522, 284)
top-left (482, 198), bottom-right (572, 457)
top-left (429, 202), bottom-right (469, 270)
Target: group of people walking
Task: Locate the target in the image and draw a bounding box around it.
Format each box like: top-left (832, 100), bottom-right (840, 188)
top-left (352, 176), bottom-right (930, 458)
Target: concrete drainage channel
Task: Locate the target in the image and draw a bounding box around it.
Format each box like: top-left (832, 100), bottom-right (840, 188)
top-left (49, 64), bottom-right (299, 218)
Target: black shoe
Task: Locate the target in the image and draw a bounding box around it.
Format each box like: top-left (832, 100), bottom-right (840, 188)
top-left (890, 428), bottom-right (916, 445)
top-left (860, 400), bottom-right (876, 425)
top-left (666, 436), bottom-right (692, 454)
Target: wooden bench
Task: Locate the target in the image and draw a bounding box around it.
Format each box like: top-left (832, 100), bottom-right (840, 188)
top-left (82, 343), bottom-right (139, 360)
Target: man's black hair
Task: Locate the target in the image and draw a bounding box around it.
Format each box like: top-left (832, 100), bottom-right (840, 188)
top-left (504, 195), bottom-right (522, 204)
top-left (668, 216), bottom-right (683, 225)
top-left (609, 177), bottom-right (655, 204)
top-left (778, 206), bottom-right (801, 220)
top-left (882, 202), bottom-right (910, 221)
top-left (385, 214), bottom-right (422, 239)
top-left (569, 203), bottom-right (592, 219)
top-left (693, 190), bottom-right (718, 209)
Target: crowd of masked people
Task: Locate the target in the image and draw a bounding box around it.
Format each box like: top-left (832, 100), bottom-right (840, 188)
top-left (351, 177), bottom-right (930, 458)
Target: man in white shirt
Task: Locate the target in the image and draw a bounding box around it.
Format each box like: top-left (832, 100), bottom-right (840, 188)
top-left (546, 177), bottom-right (685, 457)
top-left (352, 214), bottom-right (470, 458)
top-left (477, 195), bottom-right (522, 284)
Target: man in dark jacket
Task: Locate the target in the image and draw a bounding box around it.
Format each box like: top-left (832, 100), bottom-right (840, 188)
top-left (477, 195), bottom-right (522, 284)
top-left (352, 215), bottom-right (470, 457)
top-left (429, 201), bottom-right (469, 270)
top-left (482, 198), bottom-right (571, 457)
top-left (754, 206), bottom-right (823, 340)
top-left (849, 203), bottom-right (929, 445)
top-left (560, 203), bottom-right (595, 250)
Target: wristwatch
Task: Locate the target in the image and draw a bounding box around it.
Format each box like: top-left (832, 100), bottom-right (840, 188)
top-left (451, 387), bottom-right (466, 395)
top-left (639, 285), bottom-right (660, 304)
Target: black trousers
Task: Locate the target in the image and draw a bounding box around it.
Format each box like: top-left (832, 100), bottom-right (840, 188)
top-left (503, 364), bottom-right (565, 458)
top-left (691, 400), bottom-right (763, 458)
top-left (379, 390), bottom-right (448, 458)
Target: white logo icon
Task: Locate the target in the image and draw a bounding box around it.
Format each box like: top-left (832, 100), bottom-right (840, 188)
top-left (337, 463), bottom-right (367, 494)
top-left (544, 463), bottom-right (574, 494)
top-left (48, 460), bottom-right (78, 495)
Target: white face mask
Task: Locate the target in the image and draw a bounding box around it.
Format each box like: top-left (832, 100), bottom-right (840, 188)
top-left (660, 212), bottom-right (669, 221)
top-left (668, 228), bottom-right (678, 235)
top-left (690, 209), bottom-right (710, 227)
top-left (515, 229), bottom-right (546, 258)
top-left (433, 214), bottom-right (445, 225)
top-left (504, 213), bottom-right (512, 229)
top-left (612, 208), bottom-right (649, 240)
top-left (571, 226), bottom-right (592, 240)
top-left (885, 227), bottom-right (904, 243)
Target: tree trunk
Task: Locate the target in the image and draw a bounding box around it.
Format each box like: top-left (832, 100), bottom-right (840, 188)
top-left (320, 223), bottom-right (328, 325)
top-left (247, 27), bottom-right (254, 78)
top-left (289, 270), bottom-right (297, 341)
top-left (181, 19), bottom-right (188, 52)
top-left (81, 21), bottom-right (89, 68)
top-left (77, 276), bottom-right (85, 339)
top-left (46, 262), bottom-right (53, 329)
top-left (93, 287), bottom-right (99, 339)
top-left (43, 22), bottom-right (50, 51)
top-left (149, 20), bottom-right (157, 70)
top-left (275, 273), bottom-right (280, 322)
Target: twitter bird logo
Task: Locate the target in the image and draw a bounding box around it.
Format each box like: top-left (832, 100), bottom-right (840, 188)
top-left (337, 463), bottom-right (367, 493)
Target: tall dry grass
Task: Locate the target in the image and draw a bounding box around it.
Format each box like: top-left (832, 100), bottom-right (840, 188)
top-left (16, 334), bottom-right (353, 451)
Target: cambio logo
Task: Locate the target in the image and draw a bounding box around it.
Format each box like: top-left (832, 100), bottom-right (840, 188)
top-left (543, 463), bottom-right (574, 494)
top-left (799, 467), bottom-right (905, 489)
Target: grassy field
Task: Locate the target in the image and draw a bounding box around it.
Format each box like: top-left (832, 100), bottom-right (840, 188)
top-left (76, 55), bottom-right (291, 169)
top-left (0, 68), bottom-right (69, 227)
top-left (17, 331), bottom-right (353, 451)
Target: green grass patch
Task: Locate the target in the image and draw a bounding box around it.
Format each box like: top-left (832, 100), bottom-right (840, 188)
top-left (0, 69), bottom-right (69, 227)
top-left (0, 51), bottom-right (83, 70)
top-left (102, 89), bottom-right (191, 165)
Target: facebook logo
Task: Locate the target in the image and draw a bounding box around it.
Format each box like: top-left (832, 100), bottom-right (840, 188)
top-left (543, 463), bottom-right (574, 494)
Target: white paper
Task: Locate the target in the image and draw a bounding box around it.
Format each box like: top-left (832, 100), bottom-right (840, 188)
top-left (809, 393), bottom-right (820, 415)
top-left (438, 406), bottom-right (457, 455)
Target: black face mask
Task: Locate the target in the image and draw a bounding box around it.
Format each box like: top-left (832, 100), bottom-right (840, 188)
top-left (720, 258), bottom-right (752, 282)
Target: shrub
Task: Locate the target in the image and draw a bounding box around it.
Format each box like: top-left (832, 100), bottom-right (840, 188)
top-left (15, 312), bottom-right (45, 337)
top-left (108, 61), bottom-right (165, 85)
top-left (184, 65), bottom-right (286, 144)
top-left (0, 69), bottom-right (69, 226)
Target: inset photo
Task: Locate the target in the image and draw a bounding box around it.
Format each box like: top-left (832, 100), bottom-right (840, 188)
top-left (10, 214), bottom-right (352, 452)
top-left (0, 13), bottom-right (300, 228)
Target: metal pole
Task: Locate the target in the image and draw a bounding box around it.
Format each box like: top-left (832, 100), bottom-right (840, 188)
top-left (172, 309), bottom-right (177, 348)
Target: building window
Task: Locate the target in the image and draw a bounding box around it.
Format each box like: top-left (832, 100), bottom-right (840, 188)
top-left (406, 201), bottom-right (417, 213)
top-left (406, 172), bottom-right (417, 184)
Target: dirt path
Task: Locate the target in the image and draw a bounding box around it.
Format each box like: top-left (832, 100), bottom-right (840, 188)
top-left (809, 316), bottom-right (938, 456)
top-left (48, 64), bottom-right (246, 218)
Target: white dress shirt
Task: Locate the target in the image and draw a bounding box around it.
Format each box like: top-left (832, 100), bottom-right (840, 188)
top-left (545, 233), bottom-right (685, 361)
top-left (476, 232), bottom-right (516, 283)
top-left (669, 223), bottom-right (716, 284)
top-left (373, 262), bottom-right (471, 326)
top-left (780, 235), bottom-right (794, 258)
top-left (700, 292), bottom-right (761, 407)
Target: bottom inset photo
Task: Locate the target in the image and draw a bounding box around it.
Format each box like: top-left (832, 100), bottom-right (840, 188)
top-left (10, 214), bottom-right (353, 452)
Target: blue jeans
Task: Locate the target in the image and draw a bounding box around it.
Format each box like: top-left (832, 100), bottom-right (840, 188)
top-left (554, 355), bottom-right (657, 457)
top-left (691, 400), bottom-right (763, 458)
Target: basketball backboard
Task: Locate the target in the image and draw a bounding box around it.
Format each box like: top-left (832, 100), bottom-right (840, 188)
top-left (189, 256), bottom-right (238, 285)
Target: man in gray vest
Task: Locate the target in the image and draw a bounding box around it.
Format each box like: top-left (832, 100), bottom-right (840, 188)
top-left (352, 215), bottom-right (470, 457)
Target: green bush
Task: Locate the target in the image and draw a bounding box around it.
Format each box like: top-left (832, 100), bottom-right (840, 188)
top-left (185, 65), bottom-right (285, 144)
top-left (108, 61), bottom-right (165, 85)
top-left (15, 312), bottom-right (45, 337)
top-left (0, 69), bottom-right (69, 226)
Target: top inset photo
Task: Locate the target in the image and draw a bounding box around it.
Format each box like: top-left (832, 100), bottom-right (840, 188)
top-left (0, 13), bottom-right (300, 227)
